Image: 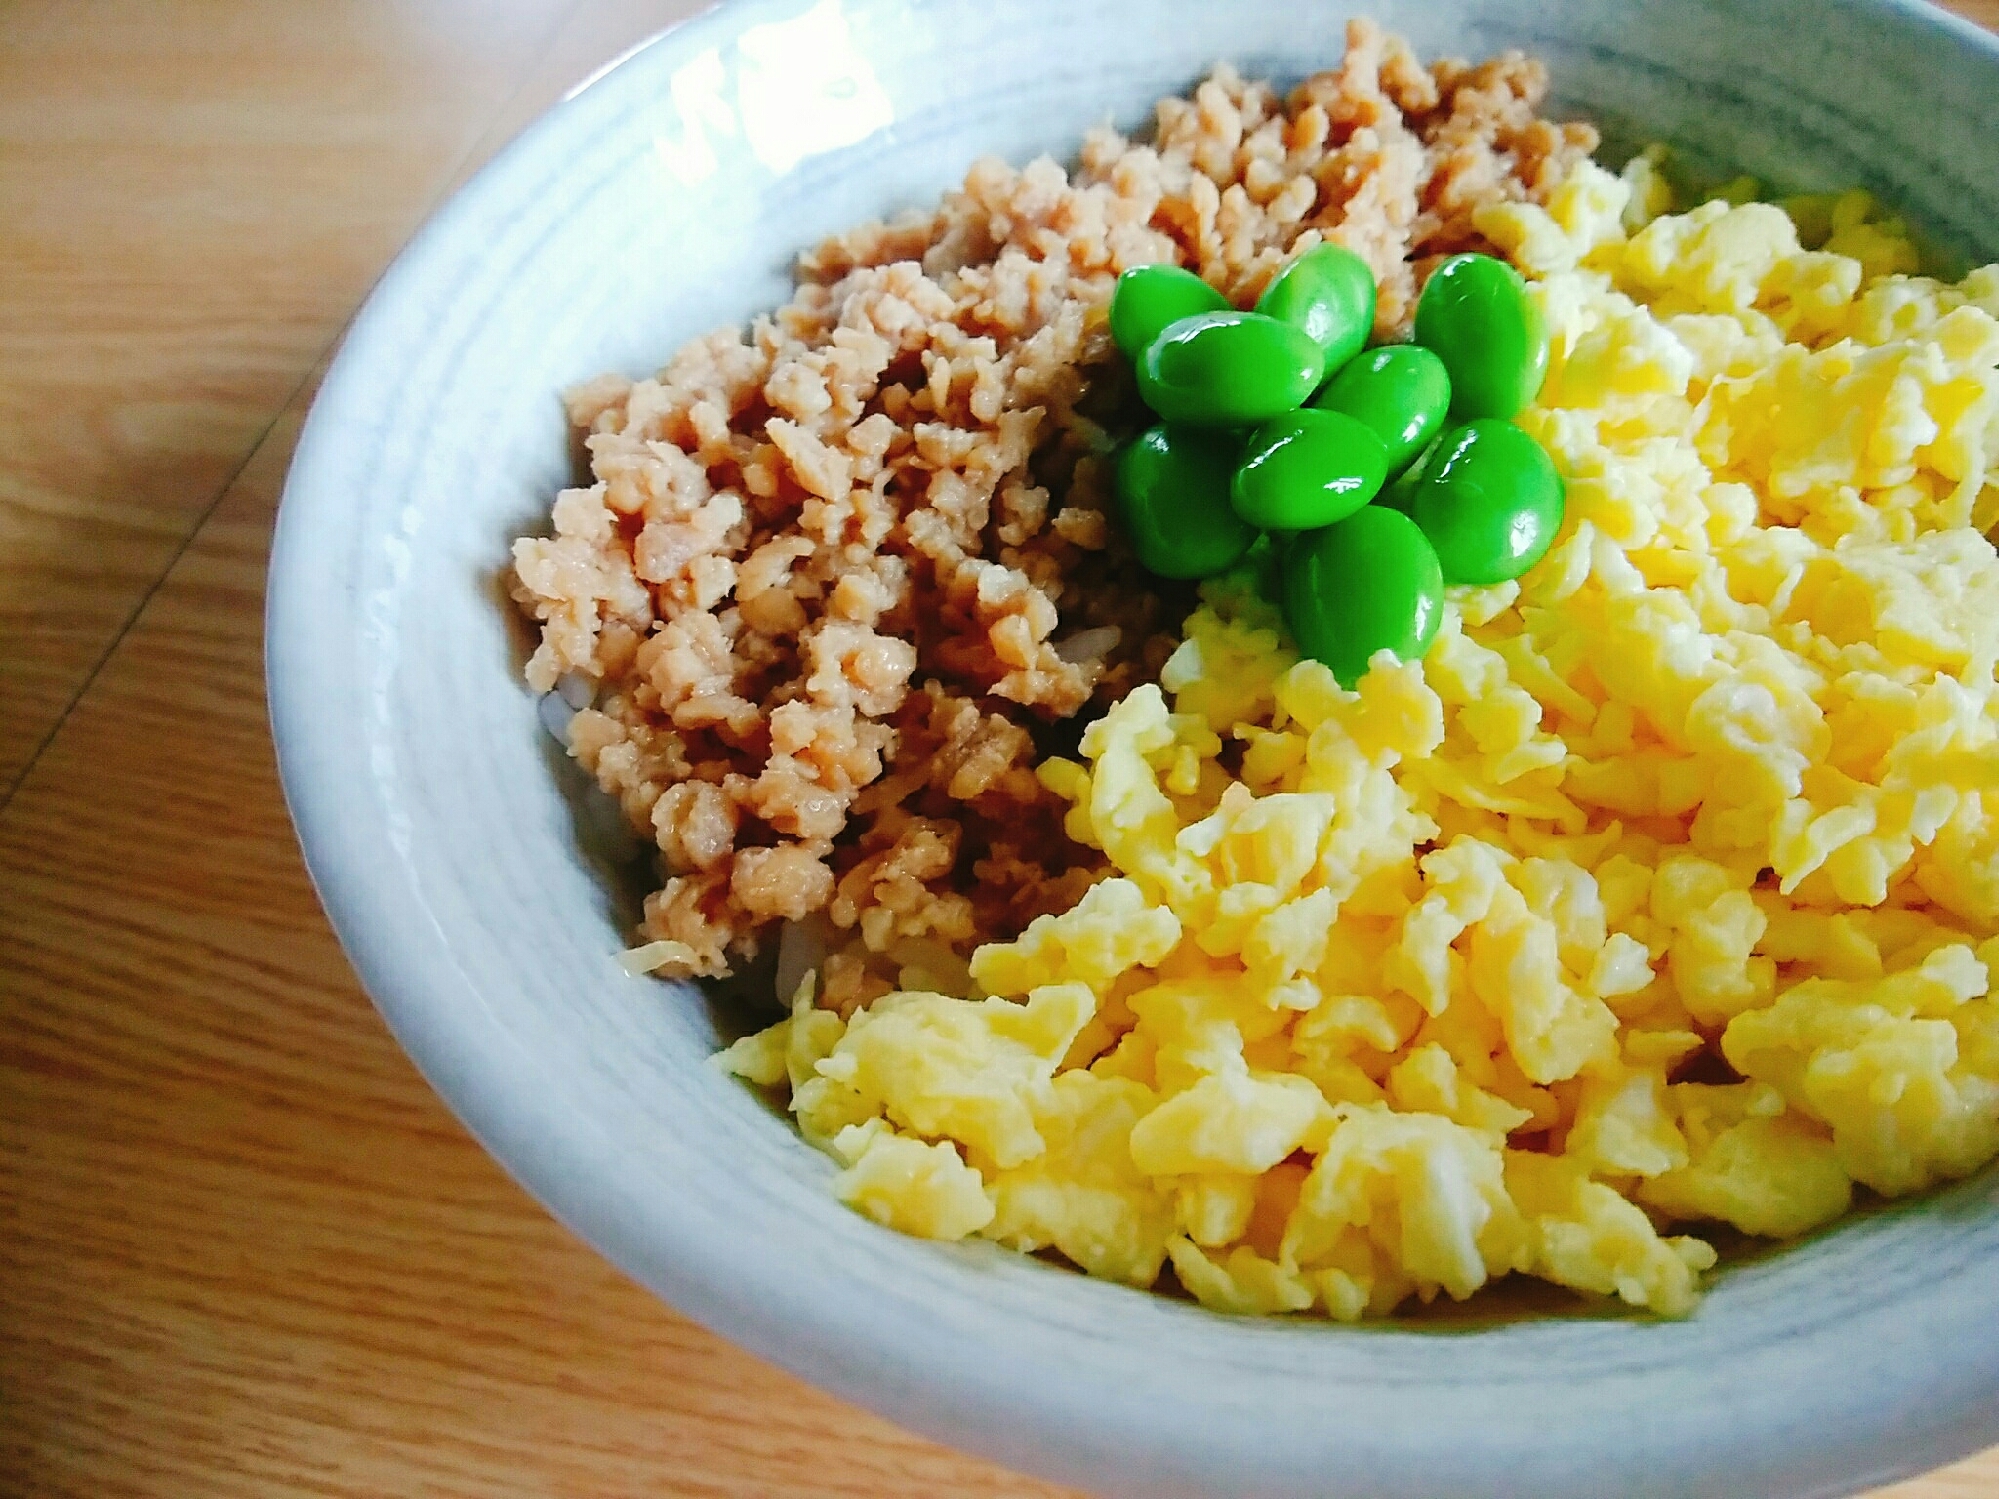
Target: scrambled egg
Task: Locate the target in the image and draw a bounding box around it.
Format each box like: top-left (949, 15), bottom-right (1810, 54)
top-left (724, 162), bottom-right (1999, 1319)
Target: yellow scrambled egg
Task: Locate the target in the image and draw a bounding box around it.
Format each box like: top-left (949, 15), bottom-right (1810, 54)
top-left (724, 162), bottom-right (1999, 1318)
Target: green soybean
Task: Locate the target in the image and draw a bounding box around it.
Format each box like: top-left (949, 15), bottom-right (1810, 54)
top-left (1256, 243), bottom-right (1377, 369)
top-left (1412, 253), bottom-right (1549, 420)
top-left (1137, 311), bottom-right (1326, 427)
top-left (1409, 419), bottom-right (1566, 585)
top-left (1109, 264), bottom-right (1231, 361)
top-left (1282, 506), bottom-right (1444, 688)
top-left (1115, 424), bottom-right (1258, 579)
top-left (1232, 409), bottom-right (1388, 531)
top-left (1311, 344), bottom-right (1452, 475)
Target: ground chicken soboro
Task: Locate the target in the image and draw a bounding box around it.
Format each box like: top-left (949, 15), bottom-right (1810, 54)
top-left (509, 21), bottom-right (1596, 1001)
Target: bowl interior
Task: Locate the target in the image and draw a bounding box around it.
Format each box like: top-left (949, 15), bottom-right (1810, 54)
top-left (269, 1), bottom-right (1999, 1495)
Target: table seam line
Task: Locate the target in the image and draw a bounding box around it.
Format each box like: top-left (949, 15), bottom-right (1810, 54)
top-left (0, 387), bottom-right (302, 817)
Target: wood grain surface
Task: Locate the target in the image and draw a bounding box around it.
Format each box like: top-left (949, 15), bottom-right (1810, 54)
top-left (2, 3), bottom-right (1996, 1496)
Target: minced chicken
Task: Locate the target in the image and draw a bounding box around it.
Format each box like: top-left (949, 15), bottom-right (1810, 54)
top-left (509, 19), bottom-right (1597, 1003)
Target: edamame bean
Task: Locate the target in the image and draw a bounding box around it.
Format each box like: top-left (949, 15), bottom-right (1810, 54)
top-left (1409, 419), bottom-right (1566, 584)
top-left (1412, 253), bottom-right (1549, 420)
top-left (1256, 243), bottom-right (1377, 369)
top-left (1137, 311), bottom-right (1326, 427)
top-left (1311, 344), bottom-right (1452, 474)
top-left (1109, 264), bottom-right (1231, 361)
top-left (1232, 409), bottom-right (1387, 531)
top-left (1281, 506), bottom-right (1444, 688)
top-left (1115, 424), bottom-right (1258, 579)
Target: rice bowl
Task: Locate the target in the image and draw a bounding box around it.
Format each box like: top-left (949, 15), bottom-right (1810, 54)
top-left (268, 0), bottom-right (1999, 1493)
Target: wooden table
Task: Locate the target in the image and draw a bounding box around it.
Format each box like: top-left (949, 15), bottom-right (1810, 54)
top-left (3, 2), bottom-right (1996, 1494)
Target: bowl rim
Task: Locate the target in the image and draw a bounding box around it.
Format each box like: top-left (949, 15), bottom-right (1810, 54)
top-left (267, 1), bottom-right (1999, 1495)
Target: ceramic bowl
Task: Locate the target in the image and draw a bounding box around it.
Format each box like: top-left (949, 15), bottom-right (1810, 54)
top-left (267, 1), bottom-right (1999, 1494)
